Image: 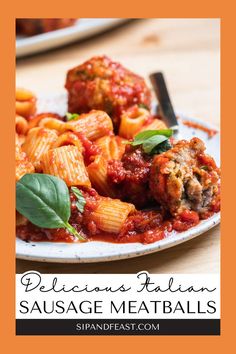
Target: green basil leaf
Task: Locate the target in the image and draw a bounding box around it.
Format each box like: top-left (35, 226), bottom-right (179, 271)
top-left (151, 139), bottom-right (172, 154)
top-left (130, 129), bottom-right (173, 146)
top-left (142, 135), bottom-right (168, 153)
top-left (16, 174), bottom-right (70, 228)
top-left (65, 112), bottom-right (80, 121)
top-left (16, 174), bottom-right (85, 241)
top-left (71, 187), bottom-right (86, 213)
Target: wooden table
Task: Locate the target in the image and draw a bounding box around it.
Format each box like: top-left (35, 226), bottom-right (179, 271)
top-left (16, 18), bottom-right (220, 274)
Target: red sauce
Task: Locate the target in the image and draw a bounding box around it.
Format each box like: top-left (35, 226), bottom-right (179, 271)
top-left (75, 132), bottom-right (101, 164)
top-left (172, 210), bottom-right (199, 232)
top-left (16, 198), bottom-right (219, 245)
top-left (182, 119), bottom-right (218, 138)
top-left (16, 210), bottom-right (218, 244)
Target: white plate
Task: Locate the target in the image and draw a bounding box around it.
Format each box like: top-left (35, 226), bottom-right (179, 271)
top-left (16, 19), bottom-right (128, 58)
top-left (16, 93), bottom-right (220, 263)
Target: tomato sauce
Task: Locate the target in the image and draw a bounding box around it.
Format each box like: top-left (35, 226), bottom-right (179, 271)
top-left (16, 201), bottom-right (219, 245)
top-left (182, 119), bottom-right (218, 138)
top-left (75, 132), bottom-right (101, 165)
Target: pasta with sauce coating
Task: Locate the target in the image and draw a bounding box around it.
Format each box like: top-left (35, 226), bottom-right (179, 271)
top-left (39, 110), bottom-right (113, 140)
top-left (16, 115), bottom-right (29, 135)
top-left (95, 135), bottom-right (126, 160)
top-left (138, 118), bottom-right (167, 132)
top-left (41, 145), bottom-right (91, 187)
top-left (16, 133), bottom-right (35, 181)
top-left (28, 113), bottom-right (63, 130)
top-left (22, 127), bottom-right (58, 171)
top-left (66, 110), bottom-right (113, 140)
top-left (52, 132), bottom-right (84, 152)
top-left (16, 88), bottom-right (36, 118)
top-left (87, 155), bottom-right (115, 197)
top-left (119, 107), bottom-right (150, 139)
top-left (39, 117), bottom-right (65, 132)
top-left (89, 197), bottom-right (135, 234)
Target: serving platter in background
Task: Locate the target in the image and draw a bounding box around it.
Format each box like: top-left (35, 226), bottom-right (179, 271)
top-left (16, 19), bottom-right (128, 58)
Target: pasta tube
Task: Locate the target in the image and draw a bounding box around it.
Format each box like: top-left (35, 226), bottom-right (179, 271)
top-left (52, 132), bottom-right (83, 152)
top-left (28, 113), bottom-right (62, 130)
top-left (22, 127), bottom-right (58, 171)
top-left (138, 118), bottom-right (167, 132)
top-left (95, 136), bottom-right (126, 160)
top-left (90, 197), bottom-right (135, 234)
top-left (39, 110), bottom-right (113, 141)
top-left (16, 87), bottom-right (36, 118)
top-left (16, 134), bottom-right (35, 181)
top-left (87, 155), bottom-right (115, 197)
top-left (16, 115), bottom-right (29, 135)
top-left (39, 117), bottom-right (65, 133)
top-left (17, 135), bottom-right (26, 146)
top-left (65, 110), bottom-right (113, 140)
top-left (41, 145), bottom-right (91, 187)
top-left (119, 107), bottom-right (150, 139)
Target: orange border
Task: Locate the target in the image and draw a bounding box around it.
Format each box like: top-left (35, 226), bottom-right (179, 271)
top-left (0, 1), bottom-right (234, 352)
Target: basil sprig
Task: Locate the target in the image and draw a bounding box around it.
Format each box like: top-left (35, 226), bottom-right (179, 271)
top-left (152, 139), bottom-right (172, 154)
top-left (71, 187), bottom-right (86, 213)
top-left (16, 174), bottom-right (85, 241)
top-left (129, 129), bottom-right (173, 154)
top-left (65, 112), bottom-right (80, 121)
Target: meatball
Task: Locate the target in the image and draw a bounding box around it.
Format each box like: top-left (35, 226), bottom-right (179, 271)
top-left (16, 19), bottom-right (77, 36)
top-left (149, 137), bottom-right (220, 217)
top-left (65, 56), bottom-right (151, 127)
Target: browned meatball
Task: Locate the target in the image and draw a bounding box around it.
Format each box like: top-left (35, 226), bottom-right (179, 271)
top-left (149, 137), bottom-right (220, 218)
top-left (16, 19), bottom-right (77, 36)
top-left (65, 56), bottom-right (152, 127)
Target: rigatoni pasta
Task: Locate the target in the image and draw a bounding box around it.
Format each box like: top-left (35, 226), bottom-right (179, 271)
top-left (22, 127), bottom-right (58, 171)
top-left (95, 136), bottom-right (126, 160)
top-left (65, 110), bottom-right (113, 140)
top-left (87, 155), bottom-right (115, 197)
top-left (28, 113), bottom-right (62, 130)
top-left (16, 133), bottom-right (35, 181)
top-left (41, 145), bottom-right (91, 187)
top-left (16, 88), bottom-right (36, 118)
top-left (119, 107), bottom-right (150, 139)
top-left (16, 115), bottom-right (29, 135)
top-left (52, 132), bottom-right (83, 152)
top-left (39, 117), bottom-right (65, 133)
top-left (39, 110), bottom-right (113, 141)
top-left (138, 118), bottom-right (167, 132)
top-left (89, 197), bottom-right (135, 234)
